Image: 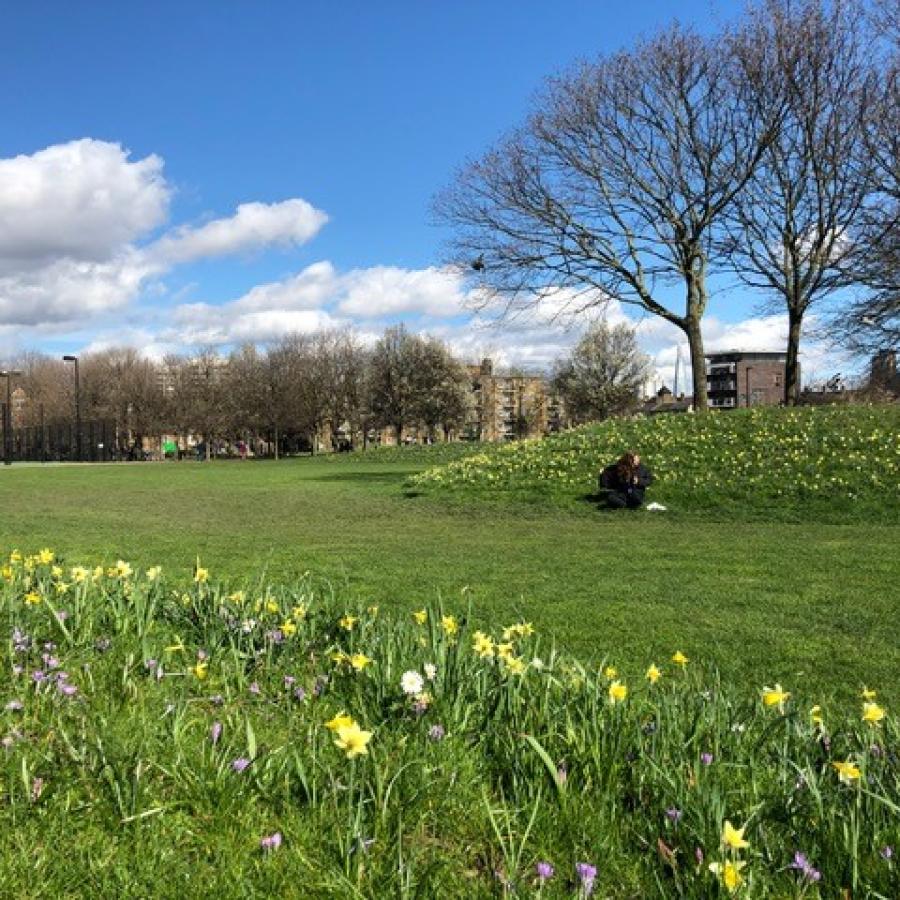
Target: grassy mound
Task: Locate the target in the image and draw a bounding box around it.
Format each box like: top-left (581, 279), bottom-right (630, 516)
top-left (409, 405), bottom-right (900, 518)
top-left (2, 552), bottom-right (897, 896)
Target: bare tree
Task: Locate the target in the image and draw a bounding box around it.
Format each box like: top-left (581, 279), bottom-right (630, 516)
top-left (551, 320), bottom-right (653, 423)
top-left (435, 24), bottom-right (778, 410)
top-left (833, 5), bottom-right (899, 353)
top-left (724, 0), bottom-right (878, 404)
top-left (367, 324), bottom-right (421, 443)
top-left (414, 337), bottom-right (470, 441)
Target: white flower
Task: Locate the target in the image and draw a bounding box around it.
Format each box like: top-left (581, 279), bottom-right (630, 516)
top-left (531, 657), bottom-right (545, 670)
top-left (241, 618), bottom-right (257, 633)
top-left (401, 670), bottom-right (424, 696)
top-left (424, 663), bottom-right (437, 681)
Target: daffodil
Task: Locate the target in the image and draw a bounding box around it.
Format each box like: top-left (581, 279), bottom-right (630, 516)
top-left (324, 711), bottom-right (353, 732)
top-left (761, 683), bottom-right (791, 712)
top-left (608, 680), bottom-right (627, 703)
top-left (146, 566), bottom-right (162, 581)
top-left (38, 548), bottom-right (54, 565)
top-left (291, 604), bottom-right (306, 620)
top-left (862, 702), bottom-right (885, 726)
top-left (265, 599), bottom-right (279, 614)
top-left (721, 820), bottom-right (750, 851)
top-left (672, 651), bottom-right (689, 667)
top-left (24, 591), bottom-right (42, 606)
top-left (440, 615), bottom-right (458, 637)
top-left (412, 609), bottom-right (427, 625)
top-left (809, 705), bottom-right (824, 728)
top-left (709, 860), bottom-right (746, 892)
top-left (191, 661), bottom-right (208, 680)
top-left (603, 665), bottom-right (618, 680)
top-left (861, 686), bottom-right (877, 700)
top-left (339, 614), bottom-right (357, 631)
top-left (280, 621), bottom-right (297, 637)
top-left (496, 642), bottom-right (514, 661)
top-left (503, 656), bottom-right (526, 675)
top-left (472, 631), bottom-right (494, 658)
top-left (646, 664), bottom-right (661, 684)
top-left (334, 721), bottom-right (372, 759)
top-left (349, 653), bottom-right (372, 672)
top-left (833, 759), bottom-right (861, 784)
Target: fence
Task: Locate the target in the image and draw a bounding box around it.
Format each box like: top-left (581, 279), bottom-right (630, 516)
top-left (0, 409), bottom-right (118, 463)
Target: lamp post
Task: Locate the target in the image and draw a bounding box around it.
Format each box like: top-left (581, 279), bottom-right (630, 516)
top-left (63, 355), bottom-right (81, 461)
top-left (745, 366), bottom-right (754, 408)
top-left (1, 369), bottom-right (22, 465)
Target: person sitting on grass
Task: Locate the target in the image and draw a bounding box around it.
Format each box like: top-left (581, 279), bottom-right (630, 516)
top-left (599, 451), bottom-right (655, 509)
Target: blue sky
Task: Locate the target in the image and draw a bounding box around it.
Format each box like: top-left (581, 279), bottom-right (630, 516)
top-left (0, 1), bottom-right (845, 388)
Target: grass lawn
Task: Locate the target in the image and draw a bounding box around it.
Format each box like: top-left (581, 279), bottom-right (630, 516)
top-left (1, 456), bottom-right (897, 704)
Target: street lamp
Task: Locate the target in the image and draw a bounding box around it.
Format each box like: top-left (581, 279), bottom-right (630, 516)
top-left (0, 369), bottom-right (23, 466)
top-left (62, 355), bottom-right (81, 461)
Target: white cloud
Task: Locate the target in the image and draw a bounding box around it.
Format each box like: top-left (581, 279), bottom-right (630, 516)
top-left (338, 266), bottom-right (468, 318)
top-left (147, 199), bottom-right (328, 266)
top-left (0, 139), bottom-right (169, 268)
top-left (0, 139), bottom-right (328, 336)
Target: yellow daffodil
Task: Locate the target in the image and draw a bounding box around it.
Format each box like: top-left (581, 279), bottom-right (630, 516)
top-left (339, 614), bottom-right (357, 631)
top-left (92, 565), bottom-right (104, 582)
top-left (861, 686), bottom-right (877, 700)
top-left (833, 760), bottom-right (861, 784)
top-left (291, 604), bottom-right (306, 620)
top-left (38, 548), bottom-right (54, 565)
top-left (325, 711), bottom-right (353, 731)
top-left (51, 565), bottom-right (63, 579)
top-left (672, 651), bottom-right (689, 667)
top-left (115, 560), bottom-right (133, 579)
top-left (24, 591), bottom-right (42, 606)
top-left (265, 600), bottom-right (279, 614)
top-left (146, 565), bottom-right (162, 581)
top-left (0, 565), bottom-right (12, 581)
top-left (349, 653), bottom-right (372, 672)
top-left (440, 615), bottom-right (458, 637)
top-left (69, 566), bottom-right (88, 583)
top-left (709, 860), bottom-right (746, 892)
top-left (472, 631), bottom-right (494, 658)
top-left (334, 721), bottom-right (372, 759)
top-left (608, 680), bottom-right (628, 704)
top-left (330, 651), bottom-right (349, 666)
top-left (862, 701), bottom-right (885, 726)
top-left (191, 661), bottom-right (208, 680)
top-left (367, 605), bottom-right (379, 617)
top-left (228, 590), bottom-right (245, 604)
top-left (10, 550), bottom-right (22, 563)
top-left (809, 705), bottom-right (824, 728)
top-left (603, 665), bottom-right (618, 680)
top-left (721, 820), bottom-right (750, 851)
top-left (646, 664), bottom-right (661, 684)
top-left (412, 609), bottom-right (427, 625)
top-left (761, 684), bottom-right (791, 712)
top-left (503, 656), bottom-right (526, 675)
top-left (194, 565), bottom-right (208, 583)
top-left (496, 642), bottom-right (514, 661)
top-left (280, 621), bottom-right (297, 637)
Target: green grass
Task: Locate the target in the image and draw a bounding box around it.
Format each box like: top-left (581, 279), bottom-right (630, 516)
top-left (0, 431), bottom-right (898, 706)
top-left (1, 405), bottom-right (899, 896)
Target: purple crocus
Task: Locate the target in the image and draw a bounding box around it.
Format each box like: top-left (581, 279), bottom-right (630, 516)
top-left (144, 659), bottom-right (158, 672)
top-left (210, 721), bottom-right (222, 745)
top-left (58, 682), bottom-right (78, 697)
top-left (31, 670), bottom-right (46, 683)
top-left (790, 851), bottom-right (822, 882)
top-left (700, 752), bottom-right (714, 766)
top-left (881, 845), bottom-right (894, 861)
top-left (666, 807), bottom-right (683, 823)
top-left (428, 724), bottom-right (445, 742)
top-left (283, 675), bottom-right (295, 688)
top-left (535, 861), bottom-right (554, 881)
top-left (248, 682), bottom-right (261, 696)
top-left (231, 757), bottom-right (251, 773)
top-left (293, 686), bottom-right (306, 702)
top-left (260, 831), bottom-right (282, 852)
top-left (575, 862), bottom-right (597, 896)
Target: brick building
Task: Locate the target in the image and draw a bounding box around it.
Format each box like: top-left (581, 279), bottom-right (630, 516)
top-left (705, 351), bottom-right (789, 409)
top-left (464, 358), bottom-right (566, 442)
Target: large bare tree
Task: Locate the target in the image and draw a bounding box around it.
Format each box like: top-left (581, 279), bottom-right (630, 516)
top-left (435, 25), bottom-right (777, 410)
top-left (724, 0), bottom-right (878, 403)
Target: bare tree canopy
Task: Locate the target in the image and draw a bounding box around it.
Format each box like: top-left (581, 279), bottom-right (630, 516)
top-left (435, 24), bottom-right (779, 410)
top-left (551, 320), bottom-right (652, 423)
top-left (725, 0), bottom-right (879, 403)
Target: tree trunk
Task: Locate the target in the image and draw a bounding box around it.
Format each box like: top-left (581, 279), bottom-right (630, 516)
top-left (784, 309), bottom-right (803, 406)
top-left (274, 425), bottom-right (280, 461)
top-left (685, 317), bottom-right (708, 412)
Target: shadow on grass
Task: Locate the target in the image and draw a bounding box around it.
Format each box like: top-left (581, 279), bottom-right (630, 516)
top-left (308, 471), bottom-right (417, 484)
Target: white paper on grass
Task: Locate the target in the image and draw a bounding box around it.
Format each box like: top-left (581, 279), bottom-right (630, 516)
top-left (646, 502), bottom-right (667, 511)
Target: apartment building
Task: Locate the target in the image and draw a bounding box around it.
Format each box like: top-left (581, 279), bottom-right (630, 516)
top-left (705, 351), bottom-right (789, 409)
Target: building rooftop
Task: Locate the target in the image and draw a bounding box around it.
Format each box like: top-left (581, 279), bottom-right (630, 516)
top-left (705, 349), bottom-right (786, 359)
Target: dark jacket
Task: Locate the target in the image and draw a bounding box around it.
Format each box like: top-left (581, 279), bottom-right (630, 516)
top-left (599, 462), bottom-right (654, 502)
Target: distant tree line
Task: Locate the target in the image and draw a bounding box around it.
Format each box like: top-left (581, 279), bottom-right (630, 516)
top-left (436, 0), bottom-right (899, 407)
top-left (5, 326), bottom-right (472, 456)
